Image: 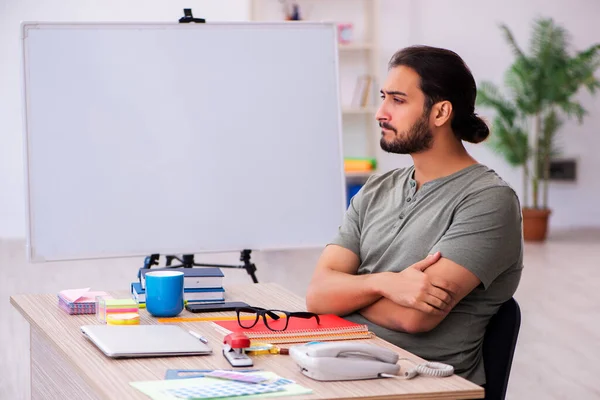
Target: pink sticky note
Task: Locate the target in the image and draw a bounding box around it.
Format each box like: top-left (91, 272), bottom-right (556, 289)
top-left (59, 288), bottom-right (109, 303)
top-left (77, 291), bottom-right (109, 302)
top-left (59, 288), bottom-right (91, 303)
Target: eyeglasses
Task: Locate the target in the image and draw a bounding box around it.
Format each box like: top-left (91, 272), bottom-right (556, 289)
top-left (235, 306), bottom-right (320, 331)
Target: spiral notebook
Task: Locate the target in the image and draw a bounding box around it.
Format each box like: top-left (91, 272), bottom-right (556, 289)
top-left (211, 314), bottom-right (374, 344)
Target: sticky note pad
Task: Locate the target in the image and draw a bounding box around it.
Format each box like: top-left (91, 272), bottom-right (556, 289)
top-left (105, 299), bottom-right (138, 308)
top-left (96, 297), bottom-right (139, 323)
top-left (107, 312), bottom-right (140, 325)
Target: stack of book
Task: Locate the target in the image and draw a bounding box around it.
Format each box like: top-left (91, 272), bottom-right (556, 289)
top-left (131, 267), bottom-right (225, 306)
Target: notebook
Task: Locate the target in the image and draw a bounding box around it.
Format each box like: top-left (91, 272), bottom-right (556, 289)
top-left (211, 314), bottom-right (373, 344)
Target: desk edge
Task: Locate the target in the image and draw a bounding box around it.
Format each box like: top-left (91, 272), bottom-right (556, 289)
top-left (10, 294), bottom-right (112, 399)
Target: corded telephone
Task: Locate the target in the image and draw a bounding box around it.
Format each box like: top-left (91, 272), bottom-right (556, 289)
top-left (289, 342), bottom-right (454, 381)
top-left (289, 342), bottom-right (400, 381)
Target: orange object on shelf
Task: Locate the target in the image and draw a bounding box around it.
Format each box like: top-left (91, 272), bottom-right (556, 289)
top-left (344, 159), bottom-right (374, 172)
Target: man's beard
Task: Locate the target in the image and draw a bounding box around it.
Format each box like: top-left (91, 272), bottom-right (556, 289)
top-left (379, 112), bottom-right (433, 154)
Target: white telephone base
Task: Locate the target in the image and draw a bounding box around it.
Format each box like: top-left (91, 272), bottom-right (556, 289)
top-left (289, 342), bottom-right (400, 381)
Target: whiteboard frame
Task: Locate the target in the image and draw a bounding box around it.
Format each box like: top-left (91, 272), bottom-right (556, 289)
top-left (20, 21), bottom-right (347, 262)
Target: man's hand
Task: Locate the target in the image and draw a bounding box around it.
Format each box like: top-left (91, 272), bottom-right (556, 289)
top-left (360, 256), bottom-right (482, 333)
top-left (375, 252), bottom-right (459, 315)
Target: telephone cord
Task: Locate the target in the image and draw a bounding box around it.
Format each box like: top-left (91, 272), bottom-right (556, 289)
top-left (380, 358), bottom-right (454, 380)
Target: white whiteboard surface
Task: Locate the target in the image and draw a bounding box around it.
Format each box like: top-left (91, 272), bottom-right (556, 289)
top-left (21, 22), bottom-right (346, 262)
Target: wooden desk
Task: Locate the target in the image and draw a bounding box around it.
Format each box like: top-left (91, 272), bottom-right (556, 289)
top-left (11, 283), bottom-right (484, 400)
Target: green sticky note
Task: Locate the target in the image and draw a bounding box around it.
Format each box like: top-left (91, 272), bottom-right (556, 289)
top-left (105, 299), bottom-right (138, 307)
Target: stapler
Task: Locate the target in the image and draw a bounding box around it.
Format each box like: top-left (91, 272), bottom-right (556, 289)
top-left (223, 332), bottom-right (253, 367)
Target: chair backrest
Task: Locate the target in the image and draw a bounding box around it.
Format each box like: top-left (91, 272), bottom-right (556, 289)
top-left (482, 297), bottom-right (521, 400)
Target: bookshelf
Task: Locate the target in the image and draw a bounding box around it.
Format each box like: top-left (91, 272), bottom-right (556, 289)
top-left (249, 0), bottom-right (381, 184)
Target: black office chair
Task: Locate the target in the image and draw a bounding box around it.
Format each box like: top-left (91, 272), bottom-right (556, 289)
top-left (482, 297), bottom-right (521, 400)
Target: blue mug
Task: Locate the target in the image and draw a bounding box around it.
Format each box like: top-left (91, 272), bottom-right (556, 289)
top-left (145, 271), bottom-right (184, 317)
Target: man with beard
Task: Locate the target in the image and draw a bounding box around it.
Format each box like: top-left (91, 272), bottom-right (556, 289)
top-left (305, 46), bottom-right (523, 386)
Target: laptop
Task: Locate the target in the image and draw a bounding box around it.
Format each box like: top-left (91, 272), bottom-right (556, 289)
top-left (81, 324), bottom-right (212, 358)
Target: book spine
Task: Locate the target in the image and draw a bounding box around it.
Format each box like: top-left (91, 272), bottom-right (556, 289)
top-left (209, 323), bottom-right (370, 338)
top-left (139, 275), bottom-right (223, 290)
top-left (231, 325), bottom-right (370, 337)
top-left (244, 331), bottom-right (374, 344)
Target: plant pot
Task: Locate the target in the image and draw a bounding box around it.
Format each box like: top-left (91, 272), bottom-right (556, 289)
top-left (522, 208), bottom-right (551, 242)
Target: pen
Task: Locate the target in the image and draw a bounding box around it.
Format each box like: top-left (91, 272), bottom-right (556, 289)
top-left (189, 330), bottom-right (209, 344)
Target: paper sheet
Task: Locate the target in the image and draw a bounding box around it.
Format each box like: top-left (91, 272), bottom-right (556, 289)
top-left (59, 288), bottom-right (91, 303)
top-left (59, 288), bottom-right (110, 303)
top-left (130, 372), bottom-right (312, 400)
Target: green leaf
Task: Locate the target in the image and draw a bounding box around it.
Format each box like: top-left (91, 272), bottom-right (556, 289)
top-left (500, 23), bottom-right (529, 62)
top-left (535, 109), bottom-right (563, 178)
top-left (566, 101), bottom-right (586, 123)
top-left (476, 81), bottom-right (517, 123)
top-left (568, 44), bottom-right (600, 94)
top-left (504, 60), bottom-right (538, 114)
top-left (529, 18), bottom-right (570, 64)
top-left (487, 115), bottom-right (530, 167)
top-left (539, 109), bottom-right (563, 159)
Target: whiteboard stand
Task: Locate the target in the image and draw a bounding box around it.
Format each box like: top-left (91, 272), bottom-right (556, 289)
top-left (142, 251), bottom-right (259, 283)
top-left (129, 10), bottom-right (259, 283)
top-left (136, 11), bottom-right (260, 284)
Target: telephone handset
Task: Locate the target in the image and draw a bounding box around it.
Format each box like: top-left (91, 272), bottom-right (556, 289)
top-left (289, 342), bottom-right (400, 381)
top-left (289, 341), bottom-right (455, 381)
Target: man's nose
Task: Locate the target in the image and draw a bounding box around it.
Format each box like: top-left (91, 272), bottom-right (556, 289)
top-left (375, 102), bottom-right (390, 123)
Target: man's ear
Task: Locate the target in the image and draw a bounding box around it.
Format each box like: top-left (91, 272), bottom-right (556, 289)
top-left (431, 101), bottom-right (452, 128)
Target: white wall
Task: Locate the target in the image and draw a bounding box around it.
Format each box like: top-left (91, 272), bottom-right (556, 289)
top-left (2, 0), bottom-right (600, 237)
top-left (0, 0), bottom-right (250, 238)
top-left (375, 0), bottom-right (600, 230)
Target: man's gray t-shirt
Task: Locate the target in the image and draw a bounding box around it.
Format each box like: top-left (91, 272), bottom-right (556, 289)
top-left (330, 163), bottom-right (523, 385)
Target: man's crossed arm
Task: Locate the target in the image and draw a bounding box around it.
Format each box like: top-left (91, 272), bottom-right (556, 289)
top-left (305, 244), bottom-right (481, 334)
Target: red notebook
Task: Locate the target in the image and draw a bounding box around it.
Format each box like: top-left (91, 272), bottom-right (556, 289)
top-left (211, 314), bottom-right (373, 344)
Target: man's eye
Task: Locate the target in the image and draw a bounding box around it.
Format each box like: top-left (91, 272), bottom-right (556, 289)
top-left (394, 98), bottom-right (404, 104)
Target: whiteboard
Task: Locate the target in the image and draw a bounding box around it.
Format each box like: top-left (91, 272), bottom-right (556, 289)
top-left (21, 22), bottom-right (346, 262)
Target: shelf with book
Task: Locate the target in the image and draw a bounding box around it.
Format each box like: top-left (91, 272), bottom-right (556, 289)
top-left (249, 0), bottom-right (380, 201)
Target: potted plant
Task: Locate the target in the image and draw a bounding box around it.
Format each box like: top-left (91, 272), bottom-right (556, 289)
top-left (476, 17), bottom-right (600, 241)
